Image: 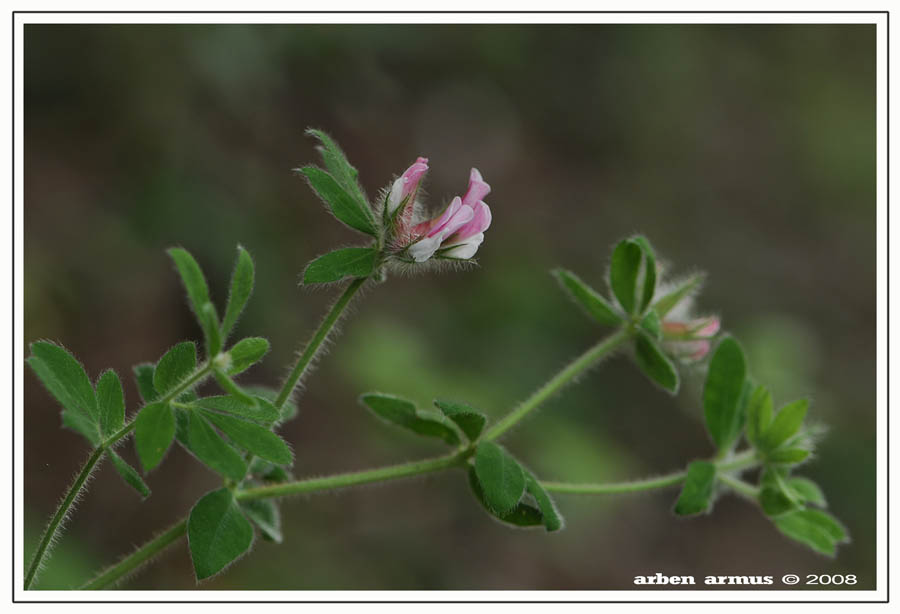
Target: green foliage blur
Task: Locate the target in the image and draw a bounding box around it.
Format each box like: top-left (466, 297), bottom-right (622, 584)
top-left (24, 23), bottom-right (875, 589)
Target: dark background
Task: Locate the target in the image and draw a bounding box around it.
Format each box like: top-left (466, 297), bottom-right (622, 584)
top-left (24, 24), bottom-right (876, 590)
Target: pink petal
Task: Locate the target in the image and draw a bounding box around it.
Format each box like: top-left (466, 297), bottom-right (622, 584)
top-left (414, 196), bottom-right (465, 238)
top-left (461, 168), bottom-right (491, 207)
top-left (694, 317), bottom-right (720, 338)
top-left (448, 201), bottom-right (491, 242)
top-left (388, 157), bottom-right (429, 214)
top-left (436, 204), bottom-right (475, 239)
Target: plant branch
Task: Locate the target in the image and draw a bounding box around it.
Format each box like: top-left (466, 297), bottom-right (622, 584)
top-left (718, 473), bottom-right (760, 500)
top-left (235, 451), bottom-right (467, 502)
top-left (81, 450), bottom-right (466, 590)
top-left (541, 450), bottom-right (759, 495)
top-left (274, 277), bottom-right (367, 410)
top-left (24, 364), bottom-right (212, 590)
top-left (483, 327), bottom-right (631, 441)
top-left (81, 520), bottom-right (187, 590)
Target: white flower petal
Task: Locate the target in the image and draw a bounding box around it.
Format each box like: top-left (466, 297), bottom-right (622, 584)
top-left (407, 235), bottom-right (442, 262)
top-left (441, 233), bottom-right (484, 259)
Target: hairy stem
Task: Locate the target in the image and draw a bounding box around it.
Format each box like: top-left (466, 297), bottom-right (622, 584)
top-left (24, 364), bottom-right (212, 590)
top-left (483, 328), bottom-right (631, 441)
top-left (718, 473), bottom-right (760, 500)
top-left (81, 520), bottom-right (187, 590)
top-left (79, 447), bottom-right (759, 590)
top-left (24, 446), bottom-right (104, 590)
top-left (235, 451), bottom-right (466, 502)
top-left (274, 277), bottom-right (367, 409)
top-left (542, 450), bottom-right (759, 495)
top-left (82, 451), bottom-right (466, 590)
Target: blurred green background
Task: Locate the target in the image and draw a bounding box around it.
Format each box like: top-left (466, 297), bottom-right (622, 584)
top-left (24, 23), bottom-right (876, 590)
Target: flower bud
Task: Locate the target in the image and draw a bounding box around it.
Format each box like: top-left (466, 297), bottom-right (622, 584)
top-left (387, 157), bottom-right (429, 216)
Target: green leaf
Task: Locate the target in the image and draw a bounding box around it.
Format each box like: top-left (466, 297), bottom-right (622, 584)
top-left (221, 246), bottom-right (255, 342)
top-left (192, 395), bottom-right (280, 424)
top-left (134, 402), bottom-right (176, 472)
top-left (240, 499), bottom-right (283, 543)
top-left (167, 248), bottom-right (211, 320)
top-left (303, 247), bottom-right (377, 284)
top-left (640, 310), bottom-right (662, 340)
top-left (609, 239), bottom-right (643, 314)
top-left (249, 457), bottom-right (292, 483)
top-left (773, 509), bottom-right (848, 557)
top-left (359, 393), bottom-right (460, 446)
top-left (674, 461), bottom-right (717, 516)
top-left (552, 269), bottom-right (622, 327)
top-left (183, 411), bottom-right (248, 482)
top-left (703, 336), bottom-right (747, 452)
top-left (745, 385), bottom-right (773, 446)
top-left (758, 467), bottom-right (801, 516)
top-left (788, 477), bottom-right (826, 507)
top-left (200, 409), bottom-right (292, 465)
top-left (306, 128), bottom-right (368, 207)
top-left (213, 370), bottom-right (255, 405)
top-left (200, 302), bottom-right (223, 357)
top-left (226, 337), bottom-right (270, 376)
top-left (634, 330), bottom-right (679, 394)
top-left (767, 448), bottom-right (811, 464)
top-left (299, 166), bottom-right (377, 236)
top-left (188, 488), bottom-right (254, 580)
top-left (96, 369), bottom-right (125, 438)
top-left (133, 363), bottom-right (159, 403)
top-left (760, 487), bottom-right (802, 516)
top-left (759, 400), bottom-right (809, 453)
top-left (524, 472), bottom-right (564, 531)
top-left (433, 399), bottom-right (487, 442)
top-left (153, 341), bottom-right (197, 397)
top-left (108, 449), bottom-right (151, 499)
top-left (467, 467), bottom-right (543, 528)
top-left (60, 407), bottom-right (101, 446)
top-left (474, 442), bottom-right (526, 515)
top-left (652, 273), bottom-right (705, 318)
top-left (245, 386), bottom-right (297, 422)
top-left (28, 341), bottom-right (98, 424)
top-left (631, 235), bottom-right (657, 314)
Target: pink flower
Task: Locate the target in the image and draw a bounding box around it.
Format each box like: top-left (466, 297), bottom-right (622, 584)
top-left (387, 157), bottom-right (429, 216)
top-left (662, 316), bottom-right (720, 361)
top-left (406, 168), bottom-right (492, 262)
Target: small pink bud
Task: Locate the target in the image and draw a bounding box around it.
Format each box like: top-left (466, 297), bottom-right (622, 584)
top-left (387, 157), bottom-right (429, 215)
top-left (694, 317), bottom-right (720, 338)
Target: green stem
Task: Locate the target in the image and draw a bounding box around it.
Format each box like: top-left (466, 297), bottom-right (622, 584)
top-left (24, 364), bottom-right (212, 590)
top-left (542, 471), bottom-right (686, 495)
top-left (541, 450), bottom-right (759, 496)
top-left (718, 473), bottom-right (760, 500)
top-left (24, 446), bottom-right (105, 590)
top-left (236, 451), bottom-right (465, 501)
top-left (483, 328), bottom-right (631, 441)
top-left (274, 277), bottom-right (367, 409)
top-left (81, 451), bottom-right (465, 590)
top-left (81, 520), bottom-right (187, 590)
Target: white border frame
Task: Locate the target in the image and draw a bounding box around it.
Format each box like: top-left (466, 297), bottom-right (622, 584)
top-left (8, 9), bottom-right (890, 604)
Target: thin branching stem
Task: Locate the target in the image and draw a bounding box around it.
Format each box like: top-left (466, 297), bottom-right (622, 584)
top-left (81, 520), bottom-right (187, 590)
top-left (80, 449), bottom-right (760, 590)
top-left (483, 327), bottom-right (632, 441)
top-left (274, 277), bottom-right (367, 409)
top-left (24, 364), bottom-right (213, 590)
top-left (543, 450), bottom-right (759, 495)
